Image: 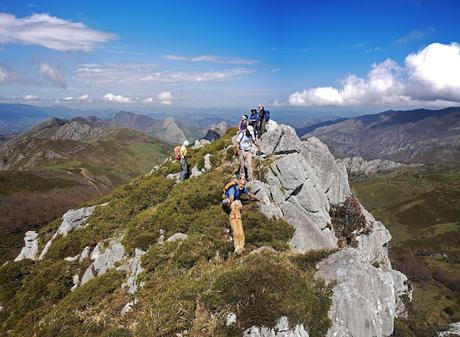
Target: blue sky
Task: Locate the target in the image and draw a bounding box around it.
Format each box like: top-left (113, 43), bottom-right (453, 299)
top-left (0, 0), bottom-right (460, 112)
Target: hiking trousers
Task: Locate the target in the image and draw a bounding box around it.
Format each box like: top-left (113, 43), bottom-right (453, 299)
top-left (229, 201), bottom-right (244, 254)
top-left (238, 149), bottom-right (253, 181)
top-left (179, 157), bottom-right (189, 181)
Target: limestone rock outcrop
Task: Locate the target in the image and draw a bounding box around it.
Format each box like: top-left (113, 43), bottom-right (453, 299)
top-left (338, 156), bottom-right (404, 176)
top-left (80, 239), bottom-right (125, 286)
top-left (14, 231), bottom-right (39, 261)
top-left (39, 206), bottom-right (96, 260)
top-left (249, 123), bottom-right (410, 337)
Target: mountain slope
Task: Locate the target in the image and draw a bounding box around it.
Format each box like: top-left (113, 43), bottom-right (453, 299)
top-left (0, 123), bottom-right (409, 337)
top-left (302, 107), bottom-right (460, 163)
top-left (0, 117), bottom-right (171, 264)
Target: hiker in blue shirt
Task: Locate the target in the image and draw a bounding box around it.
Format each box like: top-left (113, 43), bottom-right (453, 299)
top-left (221, 178), bottom-right (263, 214)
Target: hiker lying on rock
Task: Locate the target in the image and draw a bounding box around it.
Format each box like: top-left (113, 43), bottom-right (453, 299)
top-left (221, 178), bottom-right (264, 254)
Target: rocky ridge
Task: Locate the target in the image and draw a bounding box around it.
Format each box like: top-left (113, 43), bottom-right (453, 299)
top-left (338, 156), bottom-right (405, 176)
top-left (9, 121), bottom-right (410, 337)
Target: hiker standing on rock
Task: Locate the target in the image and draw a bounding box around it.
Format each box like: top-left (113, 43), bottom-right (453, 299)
top-left (179, 140), bottom-right (190, 181)
top-left (258, 104), bottom-right (270, 135)
top-left (236, 125), bottom-right (260, 181)
top-left (239, 114), bottom-right (248, 132)
top-left (249, 109), bottom-right (260, 138)
top-left (221, 178), bottom-right (264, 254)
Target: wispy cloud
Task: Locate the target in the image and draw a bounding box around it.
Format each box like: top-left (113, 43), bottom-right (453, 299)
top-left (395, 28), bottom-right (435, 45)
top-left (40, 63), bottom-right (66, 89)
top-left (163, 54), bottom-right (259, 65)
top-left (143, 91), bottom-right (174, 104)
top-left (287, 42), bottom-right (460, 107)
top-left (75, 63), bottom-right (253, 85)
top-left (0, 65), bottom-right (19, 84)
top-left (0, 12), bottom-right (116, 51)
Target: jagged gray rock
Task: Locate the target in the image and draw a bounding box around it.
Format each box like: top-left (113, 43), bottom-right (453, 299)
top-left (14, 231), bottom-right (39, 261)
top-left (190, 165), bottom-right (202, 177)
top-left (244, 316), bottom-right (309, 337)
top-left (80, 240), bottom-right (125, 286)
top-left (39, 206), bottom-right (96, 260)
top-left (315, 248), bottom-right (409, 337)
top-left (338, 157), bottom-right (404, 176)
top-left (250, 123), bottom-right (410, 337)
top-left (118, 248), bottom-right (145, 295)
top-left (301, 137), bottom-right (350, 205)
top-left (204, 153), bottom-right (213, 171)
top-left (194, 139), bottom-right (211, 149)
top-left (439, 322), bottom-right (460, 336)
top-left (166, 233), bottom-right (188, 242)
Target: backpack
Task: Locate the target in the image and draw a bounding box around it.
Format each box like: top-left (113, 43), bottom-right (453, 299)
top-left (222, 179), bottom-right (238, 198)
top-left (265, 110), bottom-right (270, 122)
top-left (174, 146), bottom-right (181, 160)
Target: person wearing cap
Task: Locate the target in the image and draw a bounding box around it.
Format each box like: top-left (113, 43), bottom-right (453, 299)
top-left (236, 125), bottom-right (259, 181)
top-left (179, 140), bottom-right (190, 181)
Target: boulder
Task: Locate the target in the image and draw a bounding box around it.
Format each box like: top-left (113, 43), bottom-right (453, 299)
top-left (301, 137), bottom-right (351, 205)
top-left (39, 206), bottom-right (96, 260)
top-left (14, 231), bottom-right (39, 261)
top-left (259, 124), bottom-right (302, 155)
top-left (80, 239), bottom-right (125, 286)
top-left (315, 248), bottom-right (408, 337)
top-left (166, 233), bottom-right (188, 242)
top-left (204, 153), bottom-right (213, 171)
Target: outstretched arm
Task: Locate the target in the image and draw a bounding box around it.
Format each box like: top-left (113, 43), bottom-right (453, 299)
top-left (248, 193), bottom-right (264, 204)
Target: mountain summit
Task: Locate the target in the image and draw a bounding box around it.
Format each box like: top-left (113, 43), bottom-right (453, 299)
top-left (1, 122), bottom-right (410, 337)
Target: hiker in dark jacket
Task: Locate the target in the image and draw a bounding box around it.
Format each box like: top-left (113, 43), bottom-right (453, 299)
top-left (248, 109), bottom-right (260, 138)
top-left (239, 114), bottom-right (248, 132)
top-left (258, 104), bottom-right (270, 135)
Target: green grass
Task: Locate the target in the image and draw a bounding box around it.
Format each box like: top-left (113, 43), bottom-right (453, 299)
top-left (0, 171), bottom-right (79, 194)
top-left (352, 164), bottom-right (460, 332)
top-left (0, 127), bottom-right (334, 337)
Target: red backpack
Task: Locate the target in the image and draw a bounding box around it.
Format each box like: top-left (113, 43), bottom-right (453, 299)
top-left (174, 146), bottom-right (181, 160)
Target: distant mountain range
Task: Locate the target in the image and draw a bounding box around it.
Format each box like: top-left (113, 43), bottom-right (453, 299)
top-left (0, 103), bottom-right (209, 144)
top-left (300, 107), bottom-right (460, 164)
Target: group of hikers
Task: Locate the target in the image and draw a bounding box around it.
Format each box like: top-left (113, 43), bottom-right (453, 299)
top-left (174, 104), bottom-right (271, 254)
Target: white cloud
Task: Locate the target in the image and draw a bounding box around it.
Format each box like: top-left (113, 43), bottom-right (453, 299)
top-left (23, 94), bottom-right (39, 101)
top-left (40, 63), bottom-right (66, 89)
top-left (394, 28), bottom-right (434, 45)
top-left (405, 42), bottom-right (460, 101)
top-left (0, 12), bottom-right (116, 51)
top-left (287, 42), bottom-right (460, 107)
top-left (143, 91), bottom-right (174, 105)
top-left (60, 94), bottom-right (90, 102)
top-left (78, 94), bottom-right (90, 102)
top-left (163, 54), bottom-right (259, 65)
top-left (103, 93), bottom-right (133, 103)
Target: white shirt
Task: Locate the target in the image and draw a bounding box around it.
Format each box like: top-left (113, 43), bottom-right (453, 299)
top-left (237, 130), bottom-right (255, 151)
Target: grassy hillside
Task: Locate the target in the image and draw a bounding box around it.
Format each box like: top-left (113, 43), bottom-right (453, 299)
top-left (0, 128), bottom-right (334, 337)
top-left (0, 127), bottom-right (172, 265)
top-left (351, 164), bottom-right (460, 335)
